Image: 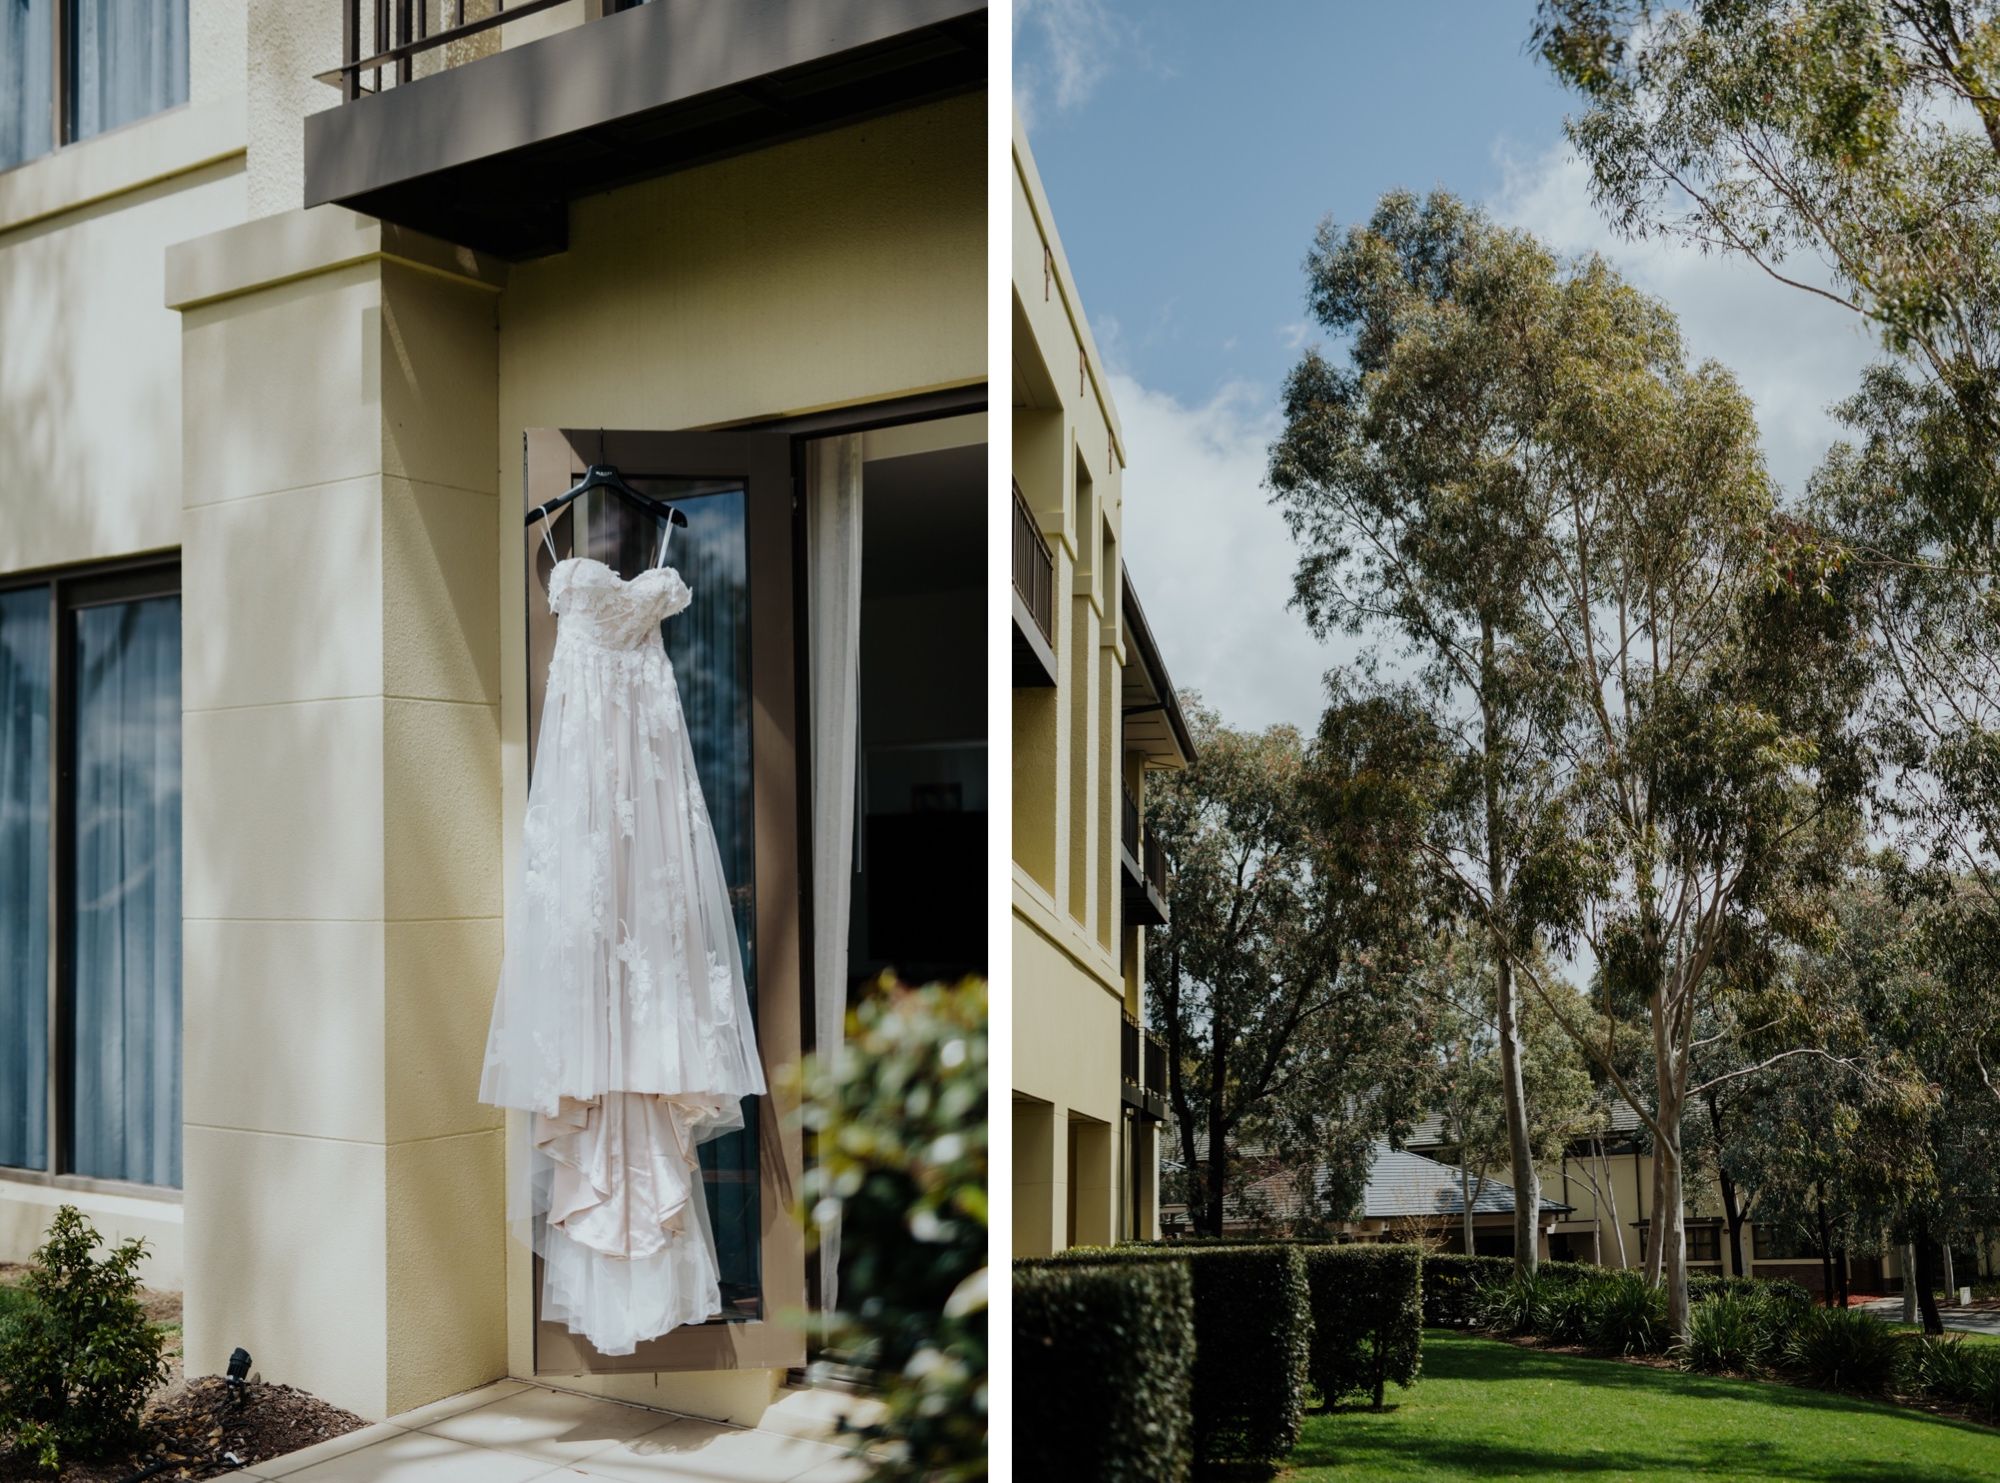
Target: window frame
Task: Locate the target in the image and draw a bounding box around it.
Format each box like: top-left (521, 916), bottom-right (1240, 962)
top-left (0, 553), bottom-right (181, 1203)
top-left (4, 0), bottom-right (191, 175)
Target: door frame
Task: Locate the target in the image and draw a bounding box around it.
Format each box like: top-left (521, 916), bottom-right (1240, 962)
top-left (522, 427), bottom-right (804, 1375)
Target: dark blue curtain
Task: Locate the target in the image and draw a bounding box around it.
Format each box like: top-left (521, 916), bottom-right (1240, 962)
top-left (70, 596), bottom-right (181, 1188)
top-left (67, 0), bottom-right (186, 142)
top-left (0, 587), bottom-right (50, 1172)
top-left (0, 0), bottom-right (54, 170)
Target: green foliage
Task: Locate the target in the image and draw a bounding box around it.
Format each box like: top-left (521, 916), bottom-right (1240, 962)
top-left (798, 979), bottom-right (986, 1483)
top-left (1011, 1262), bottom-right (1193, 1483)
top-left (0, 1206), bottom-right (167, 1476)
top-left (1899, 1334), bottom-right (2000, 1420)
top-left (1421, 1254), bottom-right (1518, 1327)
top-left (1028, 1245), bottom-right (1311, 1467)
top-left (1676, 1292), bottom-right (1780, 1375)
top-left (1299, 1245), bottom-right (1423, 1409)
top-left (1147, 702), bottom-right (1442, 1237)
top-left (1781, 1305), bottom-right (1903, 1395)
top-left (1581, 1270), bottom-right (1671, 1356)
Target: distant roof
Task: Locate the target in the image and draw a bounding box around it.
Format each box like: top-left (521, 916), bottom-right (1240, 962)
top-left (1222, 1142), bottom-right (1570, 1226)
top-left (1406, 1099), bottom-right (1644, 1149)
top-left (1121, 569), bottom-right (1195, 770)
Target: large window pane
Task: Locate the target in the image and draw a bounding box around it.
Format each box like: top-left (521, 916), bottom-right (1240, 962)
top-left (0, 588), bottom-right (50, 1171)
top-left (70, 596), bottom-right (181, 1188)
top-left (0, 0), bottom-right (54, 171)
top-left (67, 0), bottom-right (187, 144)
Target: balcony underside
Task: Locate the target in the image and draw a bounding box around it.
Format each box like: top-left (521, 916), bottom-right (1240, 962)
top-left (304, 0), bottom-right (987, 258)
top-left (1121, 847), bottom-right (1168, 928)
top-left (1013, 592), bottom-right (1056, 686)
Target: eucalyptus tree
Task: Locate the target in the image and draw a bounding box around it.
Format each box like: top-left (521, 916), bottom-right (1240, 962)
top-left (1535, 0), bottom-right (2000, 482)
top-left (1269, 191), bottom-right (1593, 1272)
top-left (1144, 699), bottom-right (1440, 1238)
top-left (1272, 189), bottom-right (1870, 1334)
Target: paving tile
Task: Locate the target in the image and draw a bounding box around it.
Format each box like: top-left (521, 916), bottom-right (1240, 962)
top-left (570, 1415), bottom-right (853, 1482)
top-left (389, 1378), bottom-right (534, 1432)
top-left (252, 1420), bottom-right (410, 1478)
top-left (273, 1428), bottom-right (557, 1482)
top-left (749, 1387), bottom-right (884, 1445)
top-left (422, 1384), bottom-right (672, 1464)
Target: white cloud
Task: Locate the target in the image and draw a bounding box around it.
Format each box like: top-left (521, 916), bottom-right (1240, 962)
top-left (1489, 142), bottom-right (1881, 498)
top-left (1013, 0), bottom-right (1126, 131)
top-left (1112, 372), bottom-right (1358, 735)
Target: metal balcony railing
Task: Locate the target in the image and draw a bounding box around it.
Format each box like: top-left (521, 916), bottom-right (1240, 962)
top-left (1012, 480), bottom-right (1054, 647)
top-left (1141, 823), bottom-right (1168, 898)
top-left (1121, 1011), bottom-right (1140, 1087)
top-left (1121, 782), bottom-right (1140, 860)
top-left (325, 0), bottom-right (618, 100)
top-left (1143, 1029), bottom-right (1166, 1096)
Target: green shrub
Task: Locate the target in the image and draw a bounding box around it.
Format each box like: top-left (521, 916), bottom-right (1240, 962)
top-left (1474, 1271), bottom-right (1546, 1336)
top-left (797, 978), bottom-right (986, 1483)
top-left (1013, 1262), bottom-right (1193, 1482)
top-left (1780, 1305), bottom-right (1903, 1395)
top-left (0, 1206), bottom-right (167, 1476)
top-left (1676, 1291), bottom-right (1779, 1375)
top-left (1299, 1245), bottom-right (1422, 1409)
top-left (1584, 1270), bottom-right (1670, 1355)
top-left (1898, 1333), bottom-right (2000, 1419)
top-left (1421, 1254), bottom-right (1516, 1326)
top-left (1536, 1272), bottom-right (1610, 1344)
top-left (1030, 1245), bottom-right (1310, 1467)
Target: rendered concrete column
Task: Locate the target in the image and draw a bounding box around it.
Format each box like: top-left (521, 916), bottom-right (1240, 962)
top-left (170, 207), bottom-right (507, 1420)
top-left (1070, 1117), bottom-right (1113, 1249)
top-left (1013, 1099), bottom-right (1066, 1259)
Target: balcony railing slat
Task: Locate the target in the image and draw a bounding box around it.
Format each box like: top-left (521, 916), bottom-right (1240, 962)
top-left (1011, 480), bottom-right (1054, 646)
top-left (328, 0), bottom-right (581, 93)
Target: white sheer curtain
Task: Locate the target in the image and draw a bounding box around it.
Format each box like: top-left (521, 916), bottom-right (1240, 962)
top-left (806, 434), bottom-right (864, 1315)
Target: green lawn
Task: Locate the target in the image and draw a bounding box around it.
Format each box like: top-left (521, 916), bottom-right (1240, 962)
top-left (1284, 1330), bottom-right (2000, 1482)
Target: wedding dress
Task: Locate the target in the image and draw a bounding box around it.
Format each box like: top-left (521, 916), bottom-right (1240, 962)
top-left (480, 525), bottom-right (765, 1356)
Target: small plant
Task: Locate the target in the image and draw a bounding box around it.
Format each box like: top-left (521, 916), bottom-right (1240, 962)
top-left (1899, 1334), bottom-right (2000, 1419)
top-left (1676, 1292), bottom-right (1777, 1375)
top-left (797, 978), bottom-right (986, 1483)
top-left (1475, 1272), bottom-right (1545, 1336)
top-left (1537, 1273), bottom-right (1606, 1345)
top-left (0, 1206), bottom-right (167, 1476)
top-left (1781, 1304), bottom-right (1902, 1395)
top-left (1585, 1270), bottom-right (1669, 1356)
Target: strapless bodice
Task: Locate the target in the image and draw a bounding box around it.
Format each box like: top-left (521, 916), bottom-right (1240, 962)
top-left (549, 558), bottom-right (692, 652)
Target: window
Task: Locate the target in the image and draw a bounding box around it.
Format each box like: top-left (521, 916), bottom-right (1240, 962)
top-left (1687, 1224), bottom-right (1721, 1263)
top-left (0, 562), bottom-right (181, 1190)
top-left (1, 0), bottom-right (188, 172)
top-left (1754, 1223), bottom-right (1818, 1261)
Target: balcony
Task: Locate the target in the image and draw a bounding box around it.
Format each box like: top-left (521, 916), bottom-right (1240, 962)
top-left (304, 0), bottom-right (988, 257)
top-left (1012, 479), bottom-right (1056, 686)
top-left (1120, 1012), bottom-right (1168, 1122)
top-left (1120, 783), bottom-right (1169, 928)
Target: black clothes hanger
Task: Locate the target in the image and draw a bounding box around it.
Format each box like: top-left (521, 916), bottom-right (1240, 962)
top-left (522, 463), bottom-right (689, 532)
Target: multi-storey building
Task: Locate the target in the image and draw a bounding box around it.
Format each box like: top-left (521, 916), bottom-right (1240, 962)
top-left (0, 0), bottom-right (987, 1428)
top-left (1010, 118), bottom-right (1192, 1257)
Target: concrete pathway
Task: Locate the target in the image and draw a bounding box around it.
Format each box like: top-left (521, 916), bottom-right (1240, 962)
top-left (233, 1381), bottom-right (872, 1482)
top-left (1857, 1296), bottom-right (2000, 1338)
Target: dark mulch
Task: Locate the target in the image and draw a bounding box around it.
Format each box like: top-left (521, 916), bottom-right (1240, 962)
top-left (0, 1378), bottom-right (367, 1482)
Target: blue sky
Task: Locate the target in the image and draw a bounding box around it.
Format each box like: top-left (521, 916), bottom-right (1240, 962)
top-left (1015, 0), bottom-right (1881, 734)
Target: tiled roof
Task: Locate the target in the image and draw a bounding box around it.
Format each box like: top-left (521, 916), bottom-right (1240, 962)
top-left (1405, 1099), bottom-right (1644, 1150)
top-left (1221, 1142), bottom-right (1571, 1225)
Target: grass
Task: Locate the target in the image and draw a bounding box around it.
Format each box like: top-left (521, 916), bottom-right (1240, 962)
top-left (1284, 1329), bottom-right (2000, 1481)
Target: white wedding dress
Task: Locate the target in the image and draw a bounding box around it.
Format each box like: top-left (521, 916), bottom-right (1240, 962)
top-left (481, 539), bottom-right (765, 1356)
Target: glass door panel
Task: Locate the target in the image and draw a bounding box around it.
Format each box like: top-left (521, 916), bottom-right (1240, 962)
top-left (522, 428), bottom-right (802, 1373)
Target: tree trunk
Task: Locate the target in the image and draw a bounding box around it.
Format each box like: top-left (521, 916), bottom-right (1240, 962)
top-left (1705, 1094), bottom-right (1746, 1276)
top-left (1202, 1005), bottom-right (1230, 1238)
top-left (1902, 1241), bottom-right (1919, 1324)
top-left (1494, 951), bottom-right (1541, 1273)
top-left (1597, 1139), bottom-right (1627, 1268)
top-left (1834, 1244), bottom-right (1850, 1308)
top-left (1915, 1213), bottom-right (1945, 1335)
top-left (1816, 1193), bottom-right (1835, 1308)
top-left (1478, 617), bottom-right (1540, 1276)
top-left (1460, 1159), bottom-right (1475, 1256)
top-left (1657, 1106), bottom-right (1689, 1339)
top-left (1943, 1240), bottom-right (1958, 1300)
top-left (1643, 1147), bottom-right (1666, 1287)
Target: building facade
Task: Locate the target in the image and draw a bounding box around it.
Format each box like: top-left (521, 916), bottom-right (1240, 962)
top-left (1010, 119), bottom-right (1191, 1259)
top-left (0, 0), bottom-right (986, 1426)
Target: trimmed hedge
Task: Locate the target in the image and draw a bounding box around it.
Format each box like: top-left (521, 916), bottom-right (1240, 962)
top-left (1301, 1244), bottom-right (1423, 1408)
top-left (1026, 1245), bottom-right (1311, 1467)
top-left (1420, 1254), bottom-right (1598, 1325)
top-left (1013, 1262), bottom-right (1195, 1483)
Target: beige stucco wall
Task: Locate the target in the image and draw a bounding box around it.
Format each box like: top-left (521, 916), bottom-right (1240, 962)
top-left (0, 0), bottom-right (250, 1288)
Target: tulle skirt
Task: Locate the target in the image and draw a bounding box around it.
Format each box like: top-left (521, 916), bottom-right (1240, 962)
top-left (481, 629), bottom-right (764, 1354)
